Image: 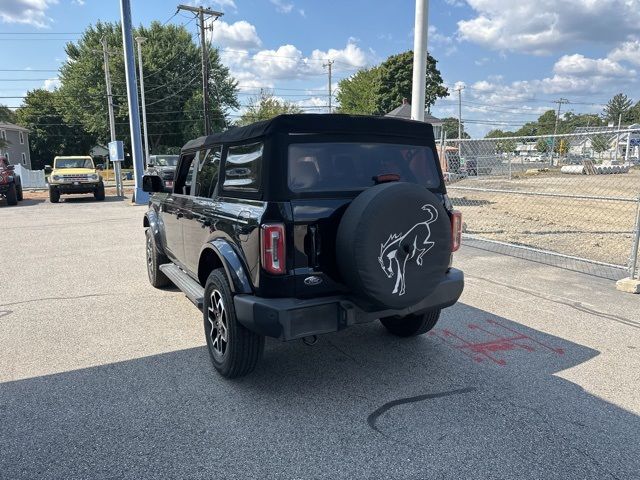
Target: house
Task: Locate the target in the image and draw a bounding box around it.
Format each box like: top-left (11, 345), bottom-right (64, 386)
top-left (386, 98), bottom-right (444, 140)
top-left (0, 122), bottom-right (31, 169)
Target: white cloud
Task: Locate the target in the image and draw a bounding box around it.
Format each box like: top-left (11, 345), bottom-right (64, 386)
top-left (43, 77), bottom-right (60, 91)
top-left (609, 39), bottom-right (640, 66)
top-left (208, 20), bottom-right (262, 49)
top-left (428, 25), bottom-right (457, 56)
top-left (0, 0), bottom-right (58, 28)
top-left (191, 0), bottom-right (236, 12)
top-left (270, 0), bottom-right (293, 14)
top-left (444, 0), bottom-right (466, 6)
top-left (72, 0), bottom-right (84, 5)
top-left (553, 54), bottom-right (634, 78)
top-left (298, 9), bottom-right (305, 17)
top-left (458, 0), bottom-right (640, 55)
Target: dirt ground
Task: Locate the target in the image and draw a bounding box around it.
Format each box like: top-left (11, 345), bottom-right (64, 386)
top-left (448, 169), bottom-right (640, 266)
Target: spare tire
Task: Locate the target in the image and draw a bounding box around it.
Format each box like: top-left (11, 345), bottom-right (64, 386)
top-left (336, 182), bottom-right (451, 309)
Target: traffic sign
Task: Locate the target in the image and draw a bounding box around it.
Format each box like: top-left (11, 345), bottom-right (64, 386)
top-left (108, 141), bottom-right (124, 162)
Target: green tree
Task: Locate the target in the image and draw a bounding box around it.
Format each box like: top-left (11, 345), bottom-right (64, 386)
top-left (336, 67), bottom-right (379, 115)
top-left (15, 89), bottom-right (95, 169)
top-left (0, 104), bottom-right (16, 123)
top-left (375, 51), bottom-right (448, 115)
top-left (237, 91), bottom-right (302, 126)
top-left (56, 21), bottom-right (238, 153)
top-left (536, 138), bottom-right (550, 153)
top-left (441, 117), bottom-right (469, 139)
top-left (591, 134), bottom-right (610, 159)
top-left (629, 101), bottom-right (640, 124)
top-left (603, 93), bottom-right (633, 123)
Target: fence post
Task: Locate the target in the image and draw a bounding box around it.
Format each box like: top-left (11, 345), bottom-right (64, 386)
top-left (630, 195), bottom-right (640, 280)
top-left (508, 154), bottom-right (512, 180)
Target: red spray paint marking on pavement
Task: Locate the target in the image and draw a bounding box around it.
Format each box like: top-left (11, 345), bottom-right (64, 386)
top-left (430, 319), bottom-right (564, 366)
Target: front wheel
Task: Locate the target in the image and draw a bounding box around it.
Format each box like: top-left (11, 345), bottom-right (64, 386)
top-left (380, 309), bottom-right (441, 337)
top-left (94, 182), bottom-right (105, 201)
top-left (145, 229), bottom-right (171, 288)
top-left (6, 183), bottom-right (18, 205)
top-left (49, 186), bottom-right (60, 203)
top-left (204, 269), bottom-right (264, 378)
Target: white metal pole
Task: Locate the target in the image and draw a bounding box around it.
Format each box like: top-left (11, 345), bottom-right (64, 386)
top-left (410, 0), bottom-right (429, 121)
top-left (135, 36), bottom-right (150, 169)
top-left (613, 114), bottom-right (622, 163)
top-left (120, 0), bottom-right (148, 204)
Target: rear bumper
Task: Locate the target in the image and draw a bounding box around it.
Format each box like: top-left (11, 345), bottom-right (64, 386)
top-left (51, 183), bottom-right (100, 194)
top-left (234, 268), bottom-right (464, 341)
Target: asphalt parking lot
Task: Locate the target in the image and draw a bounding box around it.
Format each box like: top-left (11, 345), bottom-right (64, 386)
top-left (1, 194), bottom-right (639, 479)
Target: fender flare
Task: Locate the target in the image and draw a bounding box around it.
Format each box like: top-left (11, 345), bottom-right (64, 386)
top-left (143, 210), bottom-right (166, 255)
top-left (202, 238), bottom-right (253, 295)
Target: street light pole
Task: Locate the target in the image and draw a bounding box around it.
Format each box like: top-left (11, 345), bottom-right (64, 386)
top-left (135, 36), bottom-right (150, 168)
top-left (410, 0), bottom-right (429, 121)
top-left (119, 0), bottom-right (147, 204)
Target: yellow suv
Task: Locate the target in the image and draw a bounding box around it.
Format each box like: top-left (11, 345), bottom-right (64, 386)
top-left (46, 156), bottom-right (105, 203)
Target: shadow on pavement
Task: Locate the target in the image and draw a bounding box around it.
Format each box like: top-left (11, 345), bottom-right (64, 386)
top-left (0, 303), bottom-right (637, 479)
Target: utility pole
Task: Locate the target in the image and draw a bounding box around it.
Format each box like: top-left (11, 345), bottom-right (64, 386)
top-left (177, 4), bottom-right (223, 136)
top-left (135, 36), bottom-right (150, 168)
top-left (119, 0), bottom-right (147, 205)
top-left (410, 0), bottom-right (429, 121)
top-left (550, 97), bottom-right (569, 165)
top-left (323, 59), bottom-right (334, 113)
top-left (101, 37), bottom-right (122, 197)
top-left (456, 85), bottom-right (465, 139)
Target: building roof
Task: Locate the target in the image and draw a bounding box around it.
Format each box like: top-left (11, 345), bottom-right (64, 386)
top-left (0, 122), bottom-right (29, 133)
top-left (182, 113), bottom-right (436, 152)
top-left (385, 99), bottom-right (443, 126)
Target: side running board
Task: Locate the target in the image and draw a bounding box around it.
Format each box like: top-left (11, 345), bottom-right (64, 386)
top-left (159, 263), bottom-right (205, 310)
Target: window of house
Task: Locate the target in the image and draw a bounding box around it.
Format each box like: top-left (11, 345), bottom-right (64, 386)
top-left (223, 142), bottom-right (262, 192)
top-left (194, 146), bottom-right (222, 198)
top-left (21, 153), bottom-right (26, 164)
top-left (19, 131), bottom-right (24, 144)
top-left (0, 130), bottom-right (6, 141)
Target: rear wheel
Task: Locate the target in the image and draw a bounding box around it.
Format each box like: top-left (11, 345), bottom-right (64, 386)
top-left (94, 182), bottom-right (105, 201)
top-left (204, 269), bottom-right (264, 378)
top-left (6, 183), bottom-right (18, 206)
top-left (145, 228), bottom-right (171, 288)
top-left (49, 186), bottom-right (60, 203)
top-left (380, 309), bottom-right (441, 337)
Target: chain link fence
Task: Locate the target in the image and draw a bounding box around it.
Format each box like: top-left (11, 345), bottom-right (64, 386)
top-left (441, 128), bottom-right (640, 280)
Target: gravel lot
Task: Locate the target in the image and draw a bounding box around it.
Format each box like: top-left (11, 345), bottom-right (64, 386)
top-left (449, 169), bottom-right (640, 266)
top-left (0, 193), bottom-right (638, 479)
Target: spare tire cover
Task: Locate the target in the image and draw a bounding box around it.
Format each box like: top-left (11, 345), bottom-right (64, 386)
top-left (336, 182), bottom-right (451, 309)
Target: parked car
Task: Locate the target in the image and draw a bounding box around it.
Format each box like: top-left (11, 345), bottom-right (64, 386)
top-left (0, 155), bottom-right (23, 206)
top-left (143, 114), bottom-right (464, 378)
top-left (145, 154), bottom-right (179, 192)
top-left (45, 156), bottom-right (105, 203)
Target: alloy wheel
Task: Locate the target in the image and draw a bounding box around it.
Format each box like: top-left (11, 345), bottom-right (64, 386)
top-left (208, 289), bottom-right (228, 359)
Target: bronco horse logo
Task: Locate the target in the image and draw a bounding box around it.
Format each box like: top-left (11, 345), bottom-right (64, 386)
top-left (378, 204), bottom-right (439, 296)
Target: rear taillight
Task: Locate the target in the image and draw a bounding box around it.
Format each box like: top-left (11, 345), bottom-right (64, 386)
top-left (451, 210), bottom-right (462, 252)
top-left (261, 224), bottom-right (286, 275)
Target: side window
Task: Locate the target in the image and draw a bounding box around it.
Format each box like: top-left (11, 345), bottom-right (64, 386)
top-left (194, 146), bottom-right (222, 198)
top-left (223, 142), bottom-right (262, 192)
top-left (174, 153), bottom-right (196, 195)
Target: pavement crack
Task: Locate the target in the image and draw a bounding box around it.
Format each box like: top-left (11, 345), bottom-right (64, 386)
top-left (467, 274), bottom-right (640, 330)
top-left (367, 387), bottom-right (476, 436)
top-left (0, 294), bottom-right (111, 308)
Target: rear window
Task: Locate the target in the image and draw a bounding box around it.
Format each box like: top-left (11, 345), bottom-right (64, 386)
top-left (223, 142), bottom-right (262, 192)
top-left (288, 143), bottom-right (440, 192)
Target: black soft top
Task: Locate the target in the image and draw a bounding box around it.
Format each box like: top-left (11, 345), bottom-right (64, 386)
top-left (181, 114), bottom-right (436, 152)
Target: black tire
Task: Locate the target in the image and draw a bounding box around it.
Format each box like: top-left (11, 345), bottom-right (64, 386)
top-left (145, 228), bottom-right (171, 288)
top-left (16, 182), bottom-right (23, 201)
top-left (94, 182), bottom-right (105, 201)
top-left (49, 186), bottom-right (60, 203)
top-left (380, 309), bottom-right (441, 337)
top-left (204, 269), bottom-right (264, 378)
top-left (6, 183), bottom-right (18, 206)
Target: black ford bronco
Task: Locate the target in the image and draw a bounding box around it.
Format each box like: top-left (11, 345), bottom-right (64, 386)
top-left (143, 114), bottom-right (463, 378)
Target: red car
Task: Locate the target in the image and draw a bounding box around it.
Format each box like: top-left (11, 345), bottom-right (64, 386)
top-left (0, 156), bottom-right (23, 206)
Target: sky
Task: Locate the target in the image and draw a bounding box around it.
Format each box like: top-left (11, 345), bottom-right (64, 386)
top-left (1, 0), bottom-right (639, 136)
